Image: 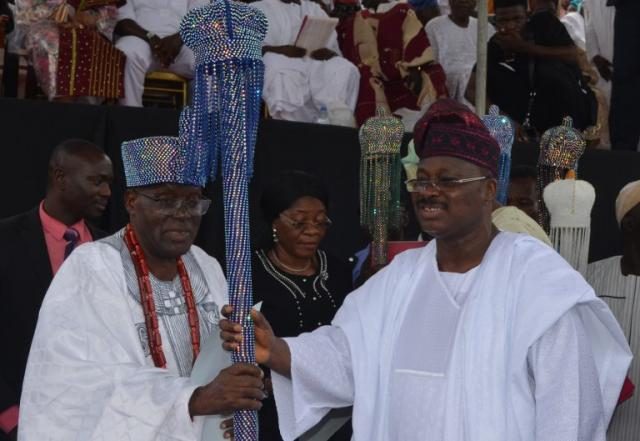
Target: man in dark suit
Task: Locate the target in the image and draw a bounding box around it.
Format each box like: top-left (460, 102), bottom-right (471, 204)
top-left (0, 139), bottom-right (113, 441)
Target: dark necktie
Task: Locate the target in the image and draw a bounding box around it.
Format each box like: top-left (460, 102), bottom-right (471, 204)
top-left (63, 227), bottom-right (80, 260)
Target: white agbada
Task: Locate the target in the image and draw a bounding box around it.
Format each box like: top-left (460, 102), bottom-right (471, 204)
top-left (271, 232), bottom-right (632, 441)
top-left (19, 231), bottom-right (230, 441)
top-left (583, 0), bottom-right (615, 103)
top-left (250, 0), bottom-right (360, 124)
top-left (586, 256), bottom-right (640, 441)
top-left (425, 15), bottom-right (495, 102)
top-left (115, 0), bottom-right (209, 107)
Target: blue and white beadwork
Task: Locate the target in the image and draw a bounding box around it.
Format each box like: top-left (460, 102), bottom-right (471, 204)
top-left (481, 106), bottom-right (514, 205)
top-left (180, 1), bottom-right (267, 439)
top-left (121, 136), bottom-right (201, 188)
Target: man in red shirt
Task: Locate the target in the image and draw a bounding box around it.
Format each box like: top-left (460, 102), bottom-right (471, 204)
top-left (0, 139), bottom-right (113, 441)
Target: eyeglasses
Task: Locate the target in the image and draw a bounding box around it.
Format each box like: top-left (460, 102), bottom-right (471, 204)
top-left (135, 191), bottom-right (212, 216)
top-left (279, 213), bottom-right (333, 232)
top-left (405, 176), bottom-right (490, 193)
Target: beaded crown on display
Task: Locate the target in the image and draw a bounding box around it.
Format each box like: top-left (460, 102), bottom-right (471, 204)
top-left (482, 106), bottom-right (514, 205)
top-left (536, 116), bottom-right (586, 230)
top-left (121, 136), bottom-right (201, 188)
top-left (359, 106), bottom-right (404, 266)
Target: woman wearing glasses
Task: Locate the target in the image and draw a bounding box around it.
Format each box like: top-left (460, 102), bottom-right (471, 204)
top-left (253, 170), bottom-right (353, 441)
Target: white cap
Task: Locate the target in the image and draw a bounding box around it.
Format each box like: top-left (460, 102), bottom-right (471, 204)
top-left (543, 179), bottom-right (596, 228)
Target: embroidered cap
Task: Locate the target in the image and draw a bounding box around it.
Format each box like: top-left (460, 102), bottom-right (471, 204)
top-left (413, 99), bottom-right (500, 177)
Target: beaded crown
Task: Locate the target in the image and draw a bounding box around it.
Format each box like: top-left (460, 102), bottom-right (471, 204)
top-left (359, 107), bottom-right (404, 266)
top-left (482, 106), bottom-right (514, 204)
top-left (539, 116), bottom-right (586, 169)
top-left (121, 136), bottom-right (203, 188)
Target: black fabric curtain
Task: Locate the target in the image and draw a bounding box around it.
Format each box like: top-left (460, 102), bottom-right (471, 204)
top-left (2, 98), bottom-right (639, 264)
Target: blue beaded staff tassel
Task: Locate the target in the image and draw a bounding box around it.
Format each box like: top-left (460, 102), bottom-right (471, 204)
top-left (481, 106), bottom-right (514, 205)
top-left (180, 2), bottom-right (267, 439)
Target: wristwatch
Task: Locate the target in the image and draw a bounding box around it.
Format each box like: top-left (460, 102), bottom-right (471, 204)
top-left (146, 31), bottom-right (157, 42)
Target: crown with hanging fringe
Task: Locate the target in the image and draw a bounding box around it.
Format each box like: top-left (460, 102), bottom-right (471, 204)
top-left (179, 0), bottom-right (267, 182)
top-left (543, 178), bottom-right (595, 276)
top-left (481, 105), bottom-right (514, 205)
top-left (536, 116), bottom-right (586, 231)
top-left (359, 106), bottom-right (404, 266)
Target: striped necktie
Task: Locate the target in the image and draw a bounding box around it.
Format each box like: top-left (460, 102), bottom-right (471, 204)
top-left (63, 227), bottom-right (80, 259)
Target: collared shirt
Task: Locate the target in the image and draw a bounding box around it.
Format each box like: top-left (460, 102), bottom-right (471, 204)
top-left (39, 201), bottom-right (93, 275)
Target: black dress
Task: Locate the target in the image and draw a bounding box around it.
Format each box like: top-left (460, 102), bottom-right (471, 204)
top-left (252, 249), bottom-right (354, 441)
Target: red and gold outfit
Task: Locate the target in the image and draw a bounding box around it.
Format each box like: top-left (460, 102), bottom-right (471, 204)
top-left (336, 3), bottom-right (448, 126)
top-left (16, 0), bottom-right (125, 99)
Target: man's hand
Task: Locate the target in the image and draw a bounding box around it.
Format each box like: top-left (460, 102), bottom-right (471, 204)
top-left (265, 45), bottom-right (306, 58)
top-left (73, 10), bottom-right (99, 28)
top-left (220, 306), bottom-right (274, 365)
top-left (494, 31), bottom-right (530, 54)
top-left (188, 363), bottom-right (265, 417)
top-left (310, 48), bottom-right (337, 61)
top-left (221, 417), bottom-right (234, 440)
top-left (593, 54), bottom-right (613, 82)
top-left (150, 34), bottom-right (183, 67)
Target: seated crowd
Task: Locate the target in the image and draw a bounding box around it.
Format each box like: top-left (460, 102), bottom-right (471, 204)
top-left (1, 0), bottom-right (628, 147)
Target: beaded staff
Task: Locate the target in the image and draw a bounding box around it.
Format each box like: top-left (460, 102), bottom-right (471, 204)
top-left (536, 116), bottom-right (586, 232)
top-left (180, 2), bottom-right (267, 439)
top-left (359, 107), bottom-right (404, 266)
top-left (481, 106), bottom-right (514, 205)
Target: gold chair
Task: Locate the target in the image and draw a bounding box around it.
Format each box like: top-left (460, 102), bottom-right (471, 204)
top-left (142, 71), bottom-right (188, 108)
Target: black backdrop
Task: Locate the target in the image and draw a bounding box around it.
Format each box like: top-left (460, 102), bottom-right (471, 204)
top-left (2, 98), bottom-right (640, 265)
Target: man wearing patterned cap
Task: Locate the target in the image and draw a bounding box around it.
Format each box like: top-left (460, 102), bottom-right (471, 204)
top-left (18, 136), bottom-right (265, 441)
top-left (586, 180), bottom-right (640, 441)
top-left (221, 99), bottom-right (631, 441)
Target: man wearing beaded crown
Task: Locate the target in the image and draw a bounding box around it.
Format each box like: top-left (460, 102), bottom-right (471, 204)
top-left (18, 136), bottom-right (265, 441)
top-left (221, 99), bottom-right (631, 441)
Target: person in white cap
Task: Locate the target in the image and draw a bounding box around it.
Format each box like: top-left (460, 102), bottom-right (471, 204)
top-left (586, 180), bottom-right (640, 441)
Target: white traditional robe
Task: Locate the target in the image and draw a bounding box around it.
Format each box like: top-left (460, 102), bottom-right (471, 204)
top-left (19, 231), bottom-right (230, 441)
top-left (272, 232), bottom-right (631, 440)
top-left (586, 256), bottom-right (640, 441)
top-left (250, 0), bottom-right (360, 124)
top-left (425, 15), bottom-right (495, 103)
top-left (583, 0), bottom-right (615, 103)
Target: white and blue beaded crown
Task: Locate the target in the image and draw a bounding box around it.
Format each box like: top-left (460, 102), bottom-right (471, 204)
top-left (180, 0), bottom-right (267, 65)
top-left (121, 136), bottom-right (205, 188)
top-left (482, 105), bottom-right (514, 204)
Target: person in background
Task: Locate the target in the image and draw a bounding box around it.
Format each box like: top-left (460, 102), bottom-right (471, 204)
top-left (586, 179), bottom-right (640, 440)
top-left (252, 170), bottom-right (353, 441)
top-left (250, 0), bottom-right (360, 126)
top-left (15, 0), bottom-right (125, 102)
top-left (114, 0), bottom-right (207, 107)
top-left (426, 0), bottom-right (495, 103)
top-left (0, 139), bottom-right (113, 441)
top-left (333, 0), bottom-right (448, 128)
top-left (409, 0), bottom-right (441, 26)
top-left (583, 0), bottom-right (615, 146)
top-left (469, 0), bottom-right (597, 138)
top-left (507, 165), bottom-right (540, 221)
